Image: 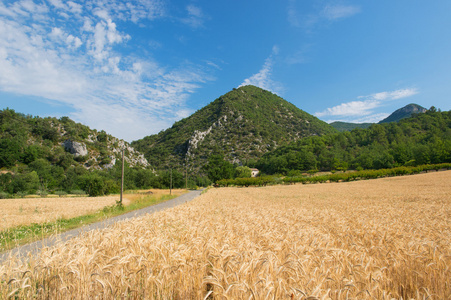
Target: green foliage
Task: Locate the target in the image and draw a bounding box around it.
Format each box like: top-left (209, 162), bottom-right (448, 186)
top-left (257, 110), bottom-right (451, 174)
top-left (216, 176), bottom-right (278, 187)
top-left (9, 171), bottom-right (40, 194)
top-left (330, 121), bottom-right (372, 132)
top-left (78, 173), bottom-right (105, 197)
top-left (282, 163), bottom-right (451, 185)
top-left (235, 166), bottom-right (252, 178)
top-left (204, 154), bottom-right (235, 182)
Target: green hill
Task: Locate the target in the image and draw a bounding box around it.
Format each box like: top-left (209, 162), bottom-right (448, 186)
top-left (257, 109), bottom-right (451, 174)
top-left (132, 85), bottom-right (336, 171)
top-left (0, 108), bottom-right (148, 171)
top-left (0, 108), bottom-right (156, 197)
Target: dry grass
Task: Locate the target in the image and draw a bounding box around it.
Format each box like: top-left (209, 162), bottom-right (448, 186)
top-left (1, 172), bottom-right (450, 299)
top-left (124, 189), bottom-right (186, 203)
top-left (0, 189), bottom-right (185, 231)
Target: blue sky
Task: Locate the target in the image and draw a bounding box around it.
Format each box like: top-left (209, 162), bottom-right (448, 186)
top-left (1, 0), bottom-right (450, 141)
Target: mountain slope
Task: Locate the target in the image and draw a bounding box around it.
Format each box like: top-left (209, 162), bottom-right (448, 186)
top-left (378, 103), bottom-right (427, 124)
top-left (132, 85), bottom-right (336, 170)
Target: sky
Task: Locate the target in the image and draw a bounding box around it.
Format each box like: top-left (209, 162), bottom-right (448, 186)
top-left (1, 0), bottom-right (450, 142)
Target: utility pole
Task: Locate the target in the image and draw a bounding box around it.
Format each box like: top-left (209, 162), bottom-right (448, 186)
top-left (170, 168), bottom-right (172, 195)
top-left (120, 149), bottom-right (124, 205)
top-left (185, 157), bottom-right (188, 190)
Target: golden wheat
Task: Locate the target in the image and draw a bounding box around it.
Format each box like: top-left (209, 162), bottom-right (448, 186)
top-left (1, 172), bottom-right (450, 299)
top-left (0, 196), bottom-right (129, 230)
top-left (0, 189), bottom-right (185, 230)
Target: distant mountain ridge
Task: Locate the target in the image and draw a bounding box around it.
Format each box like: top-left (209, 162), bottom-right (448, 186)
top-left (132, 85), bottom-right (336, 171)
top-left (378, 103), bottom-right (427, 124)
top-left (330, 103), bottom-right (427, 132)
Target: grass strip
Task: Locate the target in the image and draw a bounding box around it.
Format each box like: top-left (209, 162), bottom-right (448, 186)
top-left (0, 193), bottom-right (180, 251)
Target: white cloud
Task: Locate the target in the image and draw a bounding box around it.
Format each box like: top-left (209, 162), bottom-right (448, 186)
top-left (321, 4), bottom-right (361, 20)
top-left (181, 4), bottom-right (206, 28)
top-left (287, 0), bottom-right (300, 28)
top-left (316, 88), bottom-right (419, 121)
top-left (0, 0), bottom-right (212, 141)
top-left (359, 88), bottom-right (419, 102)
top-left (316, 99), bottom-right (380, 117)
top-left (287, 1), bottom-right (360, 30)
top-left (239, 46), bottom-right (283, 94)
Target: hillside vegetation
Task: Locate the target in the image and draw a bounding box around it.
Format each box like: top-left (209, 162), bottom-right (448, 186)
top-left (257, 109), bottom-right (451, 174)
top-left (0, 108), bottom-right (148, 171)
top-left (0, 109), bottom-right (188, 197)
top-left (330, 121), bottom-right (372, 132)
top-left (132, 85), bottom-right (335, 171)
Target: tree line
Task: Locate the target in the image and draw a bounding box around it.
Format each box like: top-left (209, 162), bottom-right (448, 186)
top-left (256, 109), bottom-right (450, 175)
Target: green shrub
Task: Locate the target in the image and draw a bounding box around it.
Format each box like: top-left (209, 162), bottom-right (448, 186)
top-left (55, 190), bottom-right (68, 197)
top-left (70, 190), bottom-right (87, 196)
top-left (0, 192), bottom-right (10, 199)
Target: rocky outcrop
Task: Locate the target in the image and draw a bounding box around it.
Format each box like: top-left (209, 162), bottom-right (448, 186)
top-left (112, 140), bottom-right (150, 167)
top-left (63, 140), bottom-right (88, 157)
top-left (186, 115), bottom-right (228, 157)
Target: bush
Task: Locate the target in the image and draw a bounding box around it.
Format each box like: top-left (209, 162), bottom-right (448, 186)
top-left (70, 190), bottom-right (87, 196)
top-left (37, 190), bottom-right (48, 197)
top-left (77, 174), bottom-right (105, 197)
top-left (0, 192), bottom-right (10, 199)
top-left (55, 190), bottom-right (68, 197)
top-left (16, 191), bottom-right (28, 198)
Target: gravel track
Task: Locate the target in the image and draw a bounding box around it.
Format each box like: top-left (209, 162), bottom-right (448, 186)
top-left (0, 189), bottom-right (203, 263)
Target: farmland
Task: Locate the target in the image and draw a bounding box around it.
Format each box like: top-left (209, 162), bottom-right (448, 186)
top-left (0, 195), bottom-right (129, 231)
top-left (1, 171), bottom-right (450, 299)
top-left (0, 189), bottom-right (187, 251)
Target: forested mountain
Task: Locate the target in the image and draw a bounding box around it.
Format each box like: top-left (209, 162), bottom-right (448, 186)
top-left (378, 103), bottom-right (427, 124)
top-left (330, 121), bottom-right (372, 132)
top-left (132, 85), bottom-right (336, 171)
top-left (257, 109), bottom-right (451, 174)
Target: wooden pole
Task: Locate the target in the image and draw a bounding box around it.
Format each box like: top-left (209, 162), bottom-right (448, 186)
top-left (120, 149), bottom-right (124, 205)
top-left (170, 168), bottom-right (172, 195)
top-left (185, 157), bottom-right (188, 190)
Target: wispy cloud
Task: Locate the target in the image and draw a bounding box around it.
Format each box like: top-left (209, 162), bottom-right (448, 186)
top-left (315, 88), bottom-right (419, 121)
top-left (0, 0), bottom-right (213, 141)
top-left (180, 4), bottom-right (206, 28)
top-left (239, 46), bottom-right (283, 94)
top-left (287, 1), bottom-right (361, 29)
top-left (321, 4), bottom-right (361, 20)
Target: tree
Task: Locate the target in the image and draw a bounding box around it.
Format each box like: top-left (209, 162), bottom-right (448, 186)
top-left (236, 166), bottom-right (252, 178)
top-left (0, 139), bottom-right (22, 168)
top-left (78, 173), bottom-right (105, 197)
top-left (10, 171), bottom-right (40, 194)
top-left (204, 154), bottom-right (235, 182)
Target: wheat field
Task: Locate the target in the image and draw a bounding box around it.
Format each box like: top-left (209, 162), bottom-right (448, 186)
top-left (0, 196), bottom-right (130, 230)
top-left (1, 171), bottom-right (450, 299)
top-left (0, 189), bottom-right (186, 230)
